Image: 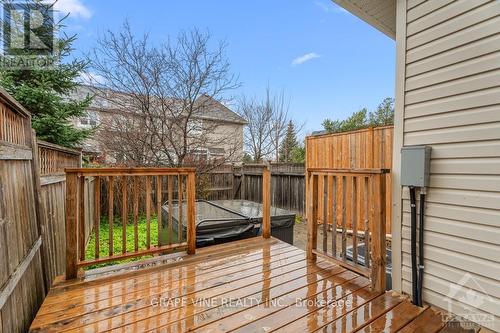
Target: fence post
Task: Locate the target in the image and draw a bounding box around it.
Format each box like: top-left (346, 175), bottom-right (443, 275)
top-left (65, 171), bottom-right (79, 279)
top-left (262, 167), bottom-right (271, 238)
top-left (370, 173), bottom-right (387, 292)
top-left (186, 171), bottom-right (196, 254)
top-left (307, 172), bottom-right (318, 261)
top-left (30, 131), bottom-right (48, 293)
top-left (241, 172), bottom-right (246, 200)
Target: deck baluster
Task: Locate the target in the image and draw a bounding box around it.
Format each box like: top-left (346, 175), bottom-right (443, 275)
top-left (64, 168), bottom-right (197, 275)
top-left (121, 176), bottom-right (127, 254)
top-left (307, 168), bottom-right (388, 289)
top-left (94, 176), bottom-right (100, 259)
top-left (145, 176), bottom-right (151, 249)
top-left (108, 176), bottom-right (114, 257)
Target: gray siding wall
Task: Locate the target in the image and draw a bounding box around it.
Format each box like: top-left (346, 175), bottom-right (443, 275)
top-left (398, 0), bottom-right (500, 330)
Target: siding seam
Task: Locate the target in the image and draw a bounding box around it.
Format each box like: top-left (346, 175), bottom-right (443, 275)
top-left (406, 0), bottom-right (493, 38)
top-left (406, 28), bottom-right (500, 65)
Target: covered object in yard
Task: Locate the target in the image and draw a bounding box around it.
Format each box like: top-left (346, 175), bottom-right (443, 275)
top-left (162, 200), bottom-right (253, 247)
top-left (162, 200), bottom-right (295, 246)
top-left (212, 200), bottom-right (295, 245)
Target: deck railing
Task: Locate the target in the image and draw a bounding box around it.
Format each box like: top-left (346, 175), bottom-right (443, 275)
top-left (306, 167), bottom-right (389, 292)
top-left (65, 167), bottom-right (196, 279)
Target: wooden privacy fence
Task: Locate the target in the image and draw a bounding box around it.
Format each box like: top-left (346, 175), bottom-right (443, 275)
top-left (306, 126), bottom-right (393, 234)
top-left (1, 88), bottom-right (84, 332)
top-left (207, 163), bottom-right (306, 214)
top-left (64, 168), bottom-right (196, 279)
top-left (37, 140), bottom-right (83, 289)
top-left (0, 89), bottom-right (45, 333)
top-left (307, 168), bottom-right (389, 292)
top-left (38, 140), bottom-right (81, 176)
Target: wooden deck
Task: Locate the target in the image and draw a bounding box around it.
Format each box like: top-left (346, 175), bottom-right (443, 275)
top-left (29, 237), bottom-right (449, 333)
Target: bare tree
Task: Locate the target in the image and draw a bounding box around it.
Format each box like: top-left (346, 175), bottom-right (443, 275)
top-left (88, 21), bottom-right (241, 170)
top-left (267, 89), bottom-right (290, 162)
top-left (237, 87), bottom-right (292, 162)
top-left (237, 95), bottom-right (273, 162)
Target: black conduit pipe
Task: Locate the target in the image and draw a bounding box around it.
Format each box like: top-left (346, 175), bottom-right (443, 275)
top-left (418, 191), bottom-right (426, 307)
top-left (409, 186), bottom-right (418, 306)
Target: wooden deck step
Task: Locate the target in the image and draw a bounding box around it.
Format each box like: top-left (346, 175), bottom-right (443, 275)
top-left (398, 307), bottom-right (446, 333)
top-left (291, 292), bottom-right (404, 333)
top-left (357, 301), bottom-right (426, 332)
top-left (319, 292), bottom-right (405, 333)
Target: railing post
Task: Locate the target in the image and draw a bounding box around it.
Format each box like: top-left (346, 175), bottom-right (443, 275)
top-left (370, 173), bottom-right (387, 292)
top-left (65, 171), bottom-right (79, 279)
top-left (262, 167), bottom-right (271, 239)
top-left (186, 171), bottom-right (196, 254)
top-left (78, 176), bottom-right (85, 262)
top-left (307, 172), bottom-right (318, 261)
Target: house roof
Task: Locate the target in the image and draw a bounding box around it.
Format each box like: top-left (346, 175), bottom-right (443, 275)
top-left (71, 85), bottom-right (247, 125)
top-left (193, 94), bottom-right (247, 125)
top-left (332, 0), bottom-right (396, 39)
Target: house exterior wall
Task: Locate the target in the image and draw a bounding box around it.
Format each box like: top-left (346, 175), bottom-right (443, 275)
top-left (204, 120), bottom-right (245, 162)
top-left (68, 84), bottom-right (246, 163)
top-left (71, 108), bottom-right (245, 162)
top-left (393, 0), bottom-right (500, 330)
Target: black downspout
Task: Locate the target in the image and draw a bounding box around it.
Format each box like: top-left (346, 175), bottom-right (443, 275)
top-left (409, 186), bottom-right (418, 306)
top-left (418, 191), bottom-right (426, 307)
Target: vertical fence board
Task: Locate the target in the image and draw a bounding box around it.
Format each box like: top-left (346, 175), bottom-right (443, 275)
top-left (78, 177), bottom-right (86, 262)
top-left (167, 176), bottom-right (173, 245)
top-left (307, 174), bottom-right (318, 260)
top-left (322, 176), bottom-right (328, 252)
top-left (306, 126), bottom-right (393, 233)
top-left (145, 176), bottom-right (151, 249)
top-left (107, 177), bottom-right (114, 256)
top-left (94, 177), bottom-right (100, 259)
top-left (186, 172), bottom-right (196, 254)
top-left (178, 175), bottom-right (183, 242)
top-left (133, 177), bottom-right (139, 252)
top-left (262, 168), bottom-right (271, 239)
top-left (121, 177), bottom-right (127, 254)
top-left (65, 173), bottom-right (78, 279)
top-left (156, 176), bottom-right (162, 247)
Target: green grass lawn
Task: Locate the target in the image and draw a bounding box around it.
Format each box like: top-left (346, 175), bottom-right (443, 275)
top-left (85, 215), bottom-right (179, 269)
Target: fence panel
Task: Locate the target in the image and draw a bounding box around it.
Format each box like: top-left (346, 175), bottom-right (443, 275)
top-left (236, 163), bottom-right (305, 214)
top-left (37, 140), bottom-right (82, 288)
top-left (306, 126), bottom-right (393, 233)
top-left (195, 163), bottom-right (307, 215)
top-left (38, 140), bottom-right (80, 176)
top-left (0, 90), bottom-right (45, 333)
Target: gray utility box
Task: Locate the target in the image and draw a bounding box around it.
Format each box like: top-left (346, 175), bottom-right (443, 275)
top-left (401, 145), bottom-right (431, 187)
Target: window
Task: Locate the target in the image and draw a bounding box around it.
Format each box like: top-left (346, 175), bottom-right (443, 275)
top-left (80, 111), bottom-right (99, 127)
top-left (188, 119), bottom-right (203, 135)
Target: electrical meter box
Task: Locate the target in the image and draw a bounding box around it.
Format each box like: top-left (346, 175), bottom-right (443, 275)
top-left (401, 146), bottom-right (431, 187)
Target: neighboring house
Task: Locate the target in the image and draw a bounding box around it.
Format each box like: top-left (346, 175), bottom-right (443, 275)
top-left (333, 0), bottom-right (500, 331)
top-left (69, 85), bottom-right (246, 164)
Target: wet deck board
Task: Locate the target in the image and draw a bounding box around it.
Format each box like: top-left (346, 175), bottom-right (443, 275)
top-left (29, 237), bottom-right (448, 332)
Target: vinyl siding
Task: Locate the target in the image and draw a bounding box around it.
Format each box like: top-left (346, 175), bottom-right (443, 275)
top-left (400, 0), bottom-right (500, 330)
